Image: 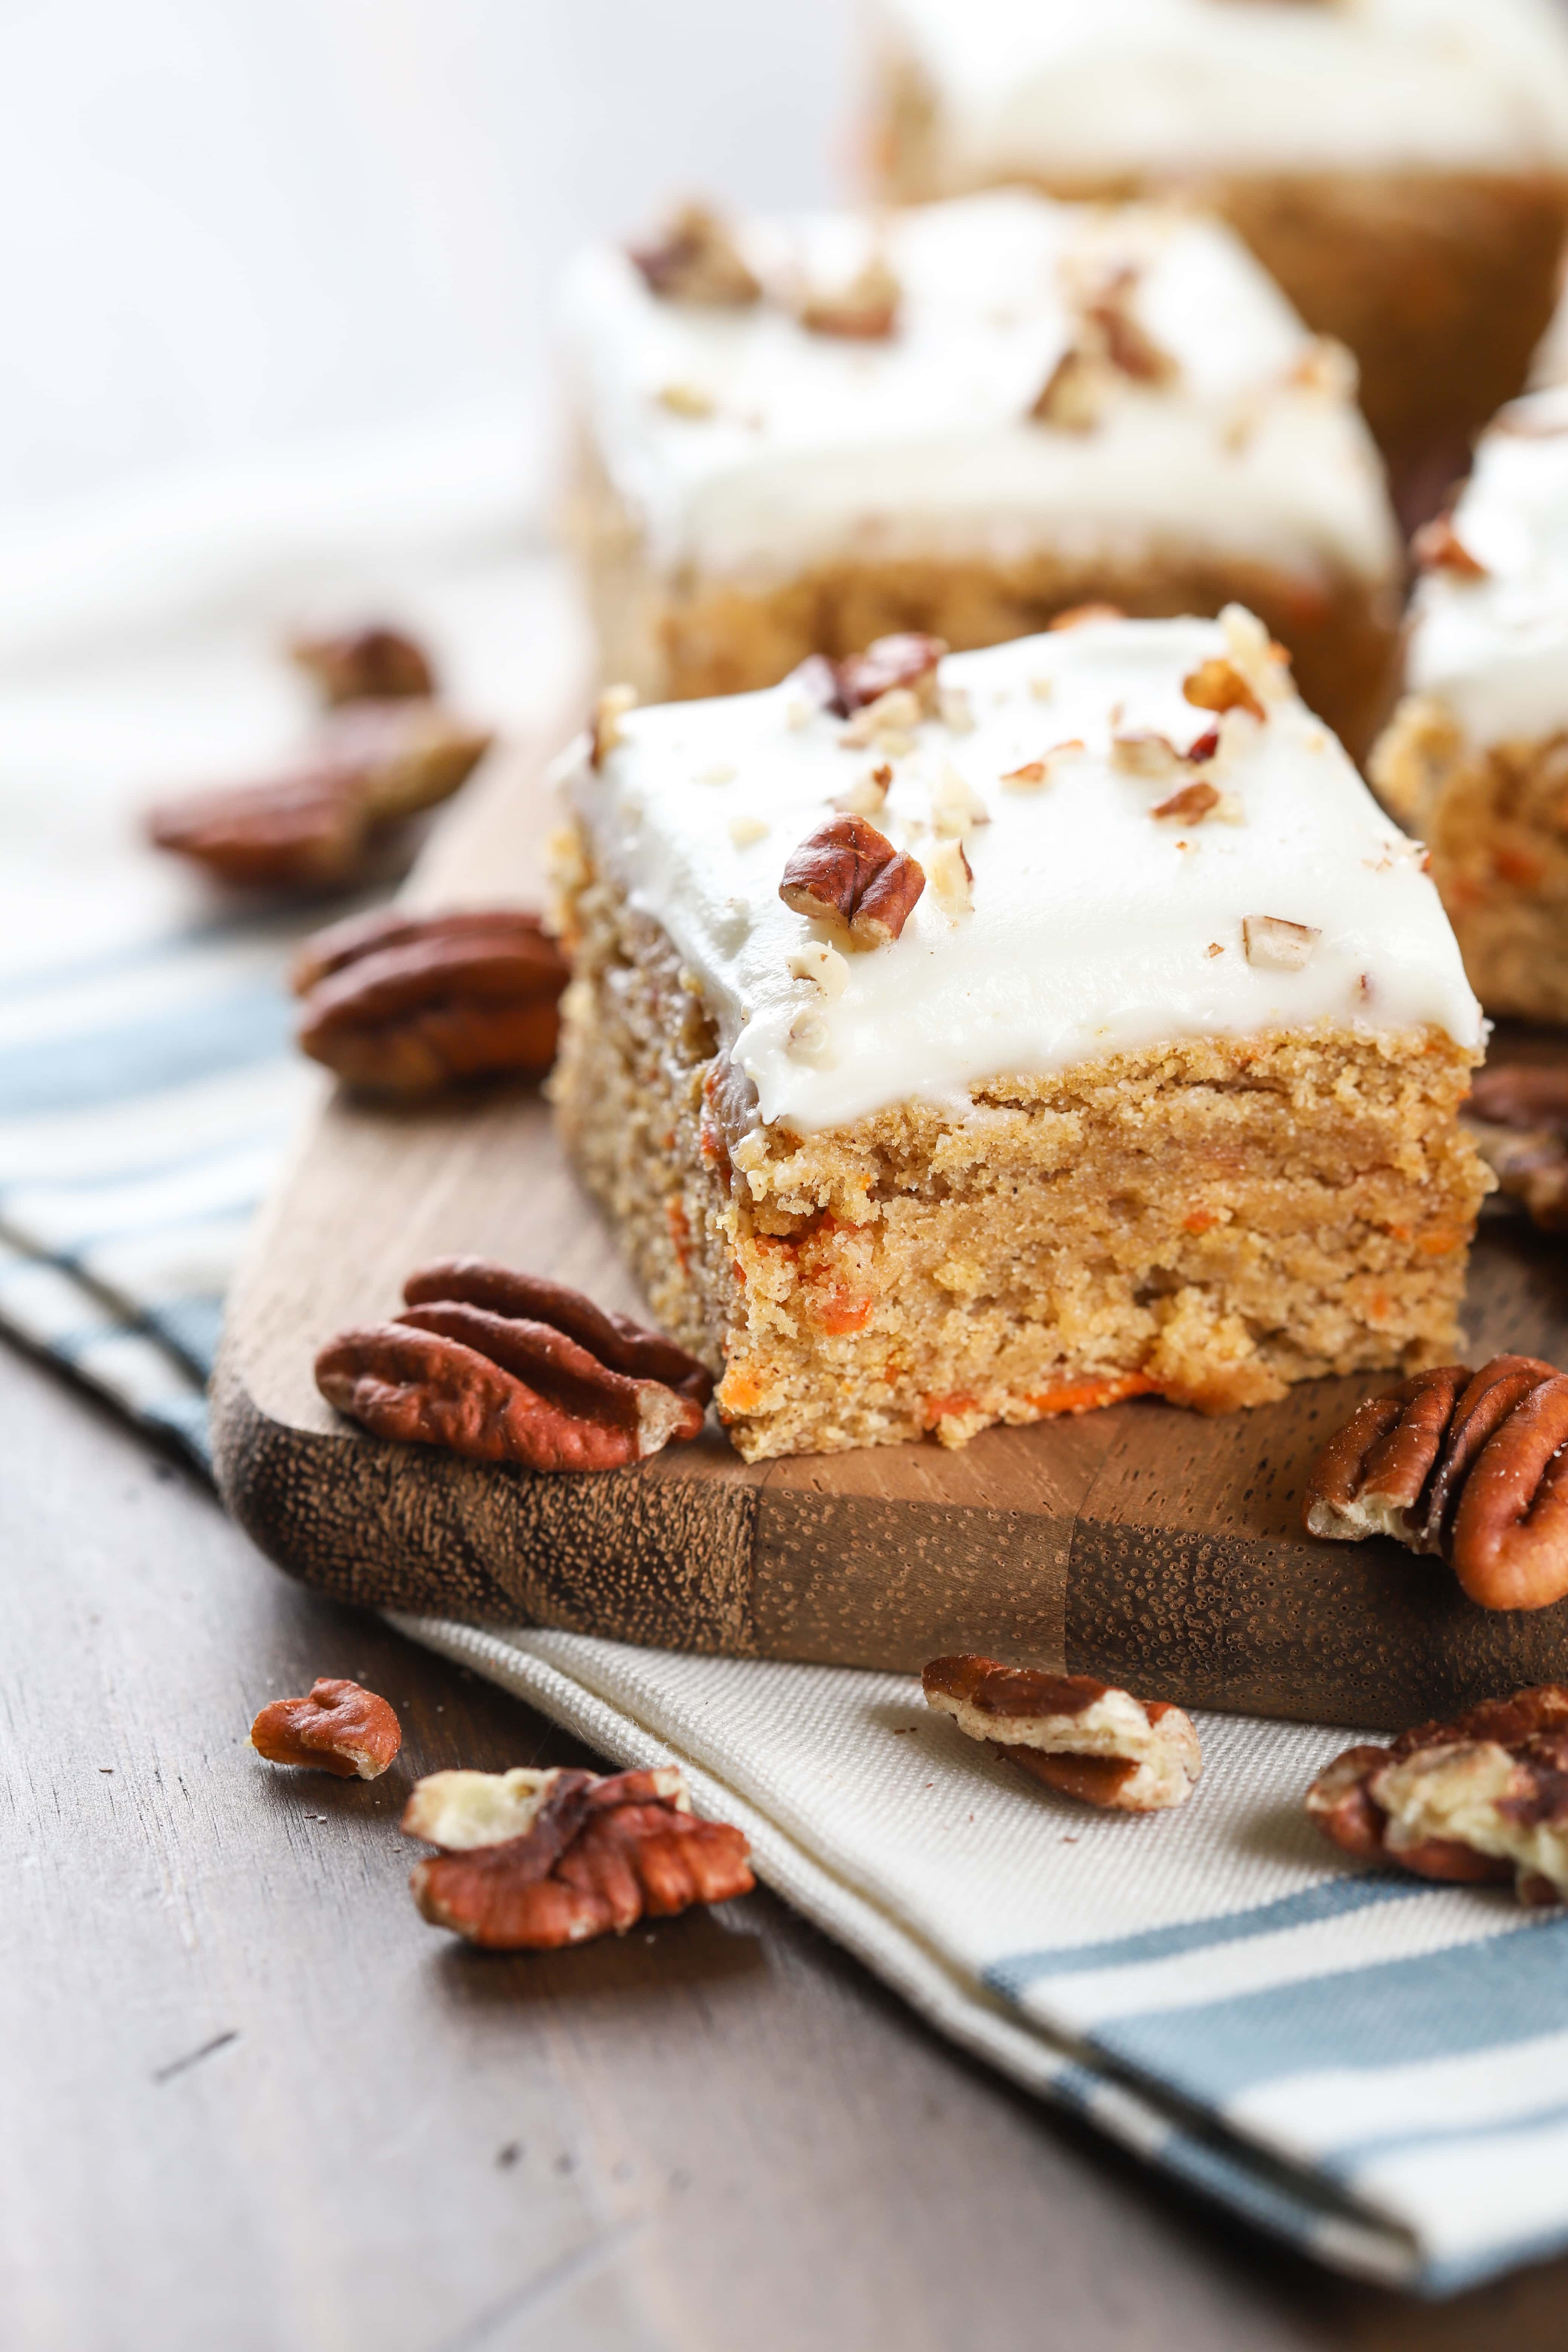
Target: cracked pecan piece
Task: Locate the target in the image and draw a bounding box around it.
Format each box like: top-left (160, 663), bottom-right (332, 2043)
top-left (1306, 1685), bottom-right (1568, 1905)
top-left (292, 907), bottom-right (568, 1095)
top-left (289, 622), bottom-right (436, 706)
top-left (1303, 1356), bottom-right (1568, 1610)
top-left (923, 1655), bottom-right (1200, 1811)
top-left (786, 633), bottom-right (945, 722)
top-left (779, 814), bottom-right (926, 948)
top-left (146, 701), bottom-right (493, 890)
top-left (250, 1677), bottom-right (402, 1779)
top-left (403, 1763), bottom-right (753, 1949)
top-left (628, 202), bottom-right (759, 307)
top-left (315, 1261), bottom-right (711, 1472)
top-left (1464, 1064), bottom-right (1568, 1234)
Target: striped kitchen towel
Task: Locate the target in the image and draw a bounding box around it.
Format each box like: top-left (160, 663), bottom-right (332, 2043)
top-left (5, 453), bottom-right (1568, 2298)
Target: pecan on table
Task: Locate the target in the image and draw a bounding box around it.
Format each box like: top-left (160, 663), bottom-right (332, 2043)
top-left (1464, 1064), bottom-right (1568, 1234)
top-left (145, 700), bottom-right (493, 890)
top-left (250, 1677), bottom-right (402, 1779)
top-left (1306, 1684), bottom-right (1568, 1905)
top-left (289, 622), bottom-right (436, 706)
top-left (402, 1762), bottom-right (754, 1949)
top-left (291, 907), bottom-right (568, 1095)
top-left (779, 814), bottom-right (925, 948)
top-left (1303, 1356), bottom-right (1568, 1611)
top-left (923, 1655), bottom-right (1201, 1811)
top-left (315, 1259), bottom-right (712, 1473)
top-left (628, 201), bottom-right (760, 307)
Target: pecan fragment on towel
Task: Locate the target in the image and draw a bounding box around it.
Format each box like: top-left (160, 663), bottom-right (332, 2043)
top-left (291, 907), bottom-right (568, 1095)
top-left (779, 814), bottom-right (925, 948)
top-left (250, 1677), bottom-right (402, 1779)
top-left (628, 202), bottom-right (759, 307)
top-left (289, 622), bottom-right (436, 706)
top-left (1303, 1355), bottom-right (1568, 1611)
top-left (403, 1763), bottom-right (754, 1949)
top-left (798, 251), bottom-right (901, 340)
top-left (146, 701), bottom-right (492, 889)
top-left (1306, 1685), bottom-right (1568, 1905)
top-left (922, 1655), bottom-right (1200, 1811)
top-left (1464, 1064), bottom-right (1568, 1234)
top-left (316, 1260), bottom-right (711, 1472)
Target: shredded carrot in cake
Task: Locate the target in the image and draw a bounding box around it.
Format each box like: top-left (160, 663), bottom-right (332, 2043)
top-left (1023, 1373), bottom-right (1161, 1416)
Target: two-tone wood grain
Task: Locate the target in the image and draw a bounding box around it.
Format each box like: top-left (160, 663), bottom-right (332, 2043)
top-left (214, 732), bottom-right (1568, 1731)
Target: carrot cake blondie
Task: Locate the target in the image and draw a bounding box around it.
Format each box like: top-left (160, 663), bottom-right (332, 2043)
top-left (563, 190), bottom-right (1401, 757)
top-left (1370, 385), bottom-right (1568, 1023)
top-left (866, 0), bottom-right (1568, 475)
top-left (552, 611), bottom-right (1487, 1462)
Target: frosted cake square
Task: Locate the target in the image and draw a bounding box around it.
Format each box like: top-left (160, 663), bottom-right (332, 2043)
top-left (866, 0), bottom-right (1568, 474)
top-left (1371, 382), bottom-right (1568, 1023)
top-left (552, 611), bottom-right (1487, 1463)
top-left (562, 190), bottom-right (1401, 758)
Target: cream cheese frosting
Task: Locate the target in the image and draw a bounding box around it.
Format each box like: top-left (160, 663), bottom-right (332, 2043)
top-left (877, 0), bottom-right (1568, 180)
top-left (564, 613), bottom-right (1480, 1135)
top-left (1405, 384), bottom-right (1568, 748)
top-left (562, 192), bottom-right (1398, 591)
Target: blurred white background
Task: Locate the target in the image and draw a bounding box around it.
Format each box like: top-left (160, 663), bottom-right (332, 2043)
top-left (0, 0), bottom-right (849, 523)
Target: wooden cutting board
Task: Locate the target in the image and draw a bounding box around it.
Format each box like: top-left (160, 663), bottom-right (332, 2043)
top-left (213, 726), bottom-right (1568, 1730)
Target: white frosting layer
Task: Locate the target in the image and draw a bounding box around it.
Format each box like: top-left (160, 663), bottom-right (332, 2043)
top-left (879, 0), bottom-right (1568, 177)
top-left (567, 616), bottom-right (1480, 1135)
top-left (1405, 384), bottom-right (1568, 747)
top-left (563, 193), bottom-right (1397, 590)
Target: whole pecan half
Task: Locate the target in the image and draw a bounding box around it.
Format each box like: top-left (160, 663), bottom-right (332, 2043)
top-left (289, 623), bottom-right (436, 706)
top-left (1303, 1355), bottom-right (1568, 1610)
top-left (315, 1260), bottom-right (711, 1472)
top-left (250, 1677), bottom-right (402, 1779)
top-left (628, 202), bottom-right (760, 307)
top-left (923, 1655), bottom-right (1200, 1811)
top-left (1464, 1064), bottom-right (1568, 1233)
top-left (779, 814), bottom-right (925, 948)
top-left (292, 907), bottom-right (568, 1095)
top-left (146, 701), bottom-right (492, 890)
top-left (1305, 1684), bottom-right (1568, 1905)
top-left (403, 1762), bottom-right (753, 1949)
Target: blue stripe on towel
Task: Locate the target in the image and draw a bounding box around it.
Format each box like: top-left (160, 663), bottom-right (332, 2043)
top-left (0, 984), bottom-right (291, 1115)
top-left (1087, 1914), bottom-right (1568, 2102)
top-left (985, 1875), bottom-right (1420, 1996)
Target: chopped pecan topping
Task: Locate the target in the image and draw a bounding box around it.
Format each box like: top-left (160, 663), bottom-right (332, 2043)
top-left (145, 702), bottom-right (492, 891)
top-left (1030, 265), bottom-right (1175, 429)
top-left (289, 623), bottom-right (436, 706)
top-left (799, 251), bottom-right (900, 340)
top-left (1151, 780), bottom-right (1221, 823)
top-left (1183, 657), bottom-right (1265, 724)
top-left (923, 836), bottom-right (973, 918)
top-left (1242, 914), bottom-right (1319, 970)
top-left (923, 1655), bottom-right (1200, 1812)
top-left (403, 1762), bottom-right (753, 1949)
top-left (590, 683), bottom-right (638, 767)
top-left (316, 1260), bottom-right (711, 1473)
top-left (292, 907), bottom-right (569, 1096)
top-left (1303, 1354), bottom-right (1568, 1610)
top-left (779, 814), bottom-right (925, 948)
top-left (1412, 513), bottom-right (1487, 579)
top-left (1305, 1685), bottom-right (1568, 1905)
top-left (830, 633), bottom-right (945, 718)
top-left (250, 1677), bottom-right (402, 1779)
top-left (1048, 604), bottom-right (1124, 632)
top-left (1111, 730), bottom-right (1184, 778)
top-left (628, 202), bottom-right (760, 306)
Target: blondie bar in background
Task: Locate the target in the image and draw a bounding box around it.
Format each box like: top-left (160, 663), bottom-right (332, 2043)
top-left (1371, 381), bottom-right (1568, 1023)
top-left (551, 613), bottom-right (1485, 1461)
top-left (562, 191), bottom-right (1401, 756)
top-left (865, 0), bottom-right (1568, 480)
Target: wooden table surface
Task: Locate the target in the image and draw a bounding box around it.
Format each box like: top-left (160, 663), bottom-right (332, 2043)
top-left (8, 1334), bottom-right (1568, 2351)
